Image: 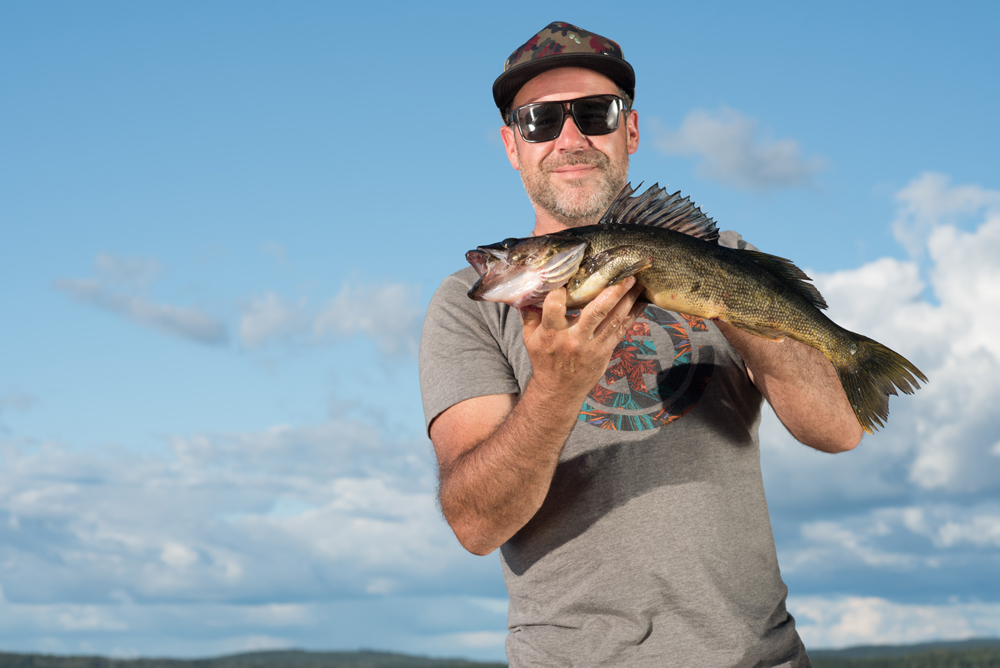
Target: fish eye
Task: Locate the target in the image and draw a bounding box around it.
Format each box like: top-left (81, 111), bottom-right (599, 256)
top-left (501, 237), bottom-right (520, 249)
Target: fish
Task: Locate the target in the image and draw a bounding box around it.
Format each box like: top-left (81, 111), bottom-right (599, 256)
top-left (465, 183), bottom-right (926, 433)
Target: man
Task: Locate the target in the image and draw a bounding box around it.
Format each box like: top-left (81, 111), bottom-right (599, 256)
top-left (419, 22), bottom-right (861, 667)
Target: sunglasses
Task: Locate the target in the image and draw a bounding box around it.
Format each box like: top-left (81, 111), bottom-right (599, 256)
top-left (509, 94), bottom-right (626, 143)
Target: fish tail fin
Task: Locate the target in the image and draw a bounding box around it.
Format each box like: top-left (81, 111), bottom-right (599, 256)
top-left (833, 335), bottom-right (927, 434)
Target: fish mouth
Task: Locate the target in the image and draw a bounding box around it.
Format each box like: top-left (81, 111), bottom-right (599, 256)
top-left (466, 250), bottom-right (490, 277)
top-left (466, 239), bottom-right (588, 309)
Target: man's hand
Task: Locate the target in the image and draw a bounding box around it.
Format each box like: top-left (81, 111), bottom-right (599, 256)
top-left (520, 278), bottom-right (647, 402)
top-left (430, 279), bottom-right (645, 555)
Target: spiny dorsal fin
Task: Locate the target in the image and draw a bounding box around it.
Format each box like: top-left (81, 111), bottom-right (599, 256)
top-left (597, 182), bottom-right (638, 224)
top-left (743, 249), bottom-right (829, 310)
top-left (598, 183), bottom-right (719, 242)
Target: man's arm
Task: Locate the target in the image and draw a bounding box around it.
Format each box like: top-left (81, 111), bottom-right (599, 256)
top-left (714, 321), bottom-right (863, 453)
top-left (430, 279), bottom-right (645, 556)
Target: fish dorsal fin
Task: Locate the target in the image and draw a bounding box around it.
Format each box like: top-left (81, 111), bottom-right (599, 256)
top-left (597, 182), bottom-right (638, 224)
top-left (598, 183), bottom-right (719, 242)
top-left (743, 250), bottom-right (829, 310)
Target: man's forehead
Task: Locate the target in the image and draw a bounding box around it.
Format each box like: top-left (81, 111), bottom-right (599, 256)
top-left (511, 67), bottom-right (620, 108)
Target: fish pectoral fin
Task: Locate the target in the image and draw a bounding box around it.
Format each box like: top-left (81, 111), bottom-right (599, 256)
top-left (726, 319), bottom-right (787, 342)
top-left (607, 255), bottom-right (654, 286)
top-left (566, 246), bottom-right (654, 306)
top-left (585, 245), bottom-right (654, 286)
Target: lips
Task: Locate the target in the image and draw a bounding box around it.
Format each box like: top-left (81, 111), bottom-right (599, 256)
top-left (553, 165), bottom-right (596, 174)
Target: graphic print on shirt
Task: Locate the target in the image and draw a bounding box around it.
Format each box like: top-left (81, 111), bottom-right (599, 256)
top-left (578, 306), bottom-right (714, 431)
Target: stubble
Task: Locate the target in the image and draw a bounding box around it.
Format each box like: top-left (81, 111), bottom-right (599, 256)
top-left (519, 147), bottom-right (629, 227)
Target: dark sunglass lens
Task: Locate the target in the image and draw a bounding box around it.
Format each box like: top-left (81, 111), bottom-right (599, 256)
top-left (573, 97), bottom-right (620, 135)
top-left (518, 104), bottom-right (563, 142)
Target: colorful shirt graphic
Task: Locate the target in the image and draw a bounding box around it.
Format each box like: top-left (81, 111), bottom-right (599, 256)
top-left (578, 307), bottom-right (714, 431)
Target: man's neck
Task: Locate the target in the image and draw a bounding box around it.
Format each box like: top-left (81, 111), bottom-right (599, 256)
top-left (531, 208), bottom-right (601, 236)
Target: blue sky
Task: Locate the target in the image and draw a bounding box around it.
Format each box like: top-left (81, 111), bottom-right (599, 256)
top-left (2, 0), bottom-right (999, 661)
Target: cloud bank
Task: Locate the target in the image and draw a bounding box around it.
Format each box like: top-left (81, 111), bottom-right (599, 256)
top-left (892, 172), bottom-right (1000, 258)
top-left (239, 283), bottom-right (422, 358)
top-left (791, 596), bottom-right (1000, 649)
top-left (54, 254), bottom-right (228, 346)
top-left (758, 173), bottom-right (1000, 645)
top-left (654, 107), bottom-right (827, 190)
top-left (54, 253), bottom-right (423, 358)
top-left (0, 415), bottom-right (504, 657)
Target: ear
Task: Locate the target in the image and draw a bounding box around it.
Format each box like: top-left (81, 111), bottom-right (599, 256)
top-left (500, 125), bottom-right (521, 171)
top-left (626, 109), bottom-right (639, 155)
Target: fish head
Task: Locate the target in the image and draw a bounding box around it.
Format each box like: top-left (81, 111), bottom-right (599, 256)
top-left (466, 235), bottom-right (588, 309)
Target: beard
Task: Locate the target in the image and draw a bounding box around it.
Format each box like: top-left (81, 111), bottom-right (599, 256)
top-left (518, 146), bottom-right (629, 227)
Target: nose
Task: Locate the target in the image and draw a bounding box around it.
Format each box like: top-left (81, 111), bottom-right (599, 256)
top-left (554, 109), bottom-right (589, 151)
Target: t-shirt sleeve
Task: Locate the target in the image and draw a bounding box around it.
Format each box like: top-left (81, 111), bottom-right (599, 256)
top-left (717, 229), bottom-right (758, 252)
top-left (419, 270), bottom-right (523, 435)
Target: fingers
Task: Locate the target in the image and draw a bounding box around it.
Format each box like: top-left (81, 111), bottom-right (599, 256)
top-left (539, 287), bottom-right (569, 331)
top-left (520, 304), bottom-right (542, 339)
top-left (520, 281), bottom-right (642, 343)
top-left (520, 288), bottom-right (569, 340)
top-left (585, 278), bottom-right (641, 341)
top-left (627, 283), bottom-right (648, 318)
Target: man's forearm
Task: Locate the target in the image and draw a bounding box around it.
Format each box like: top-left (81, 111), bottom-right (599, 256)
top-left (715, 321), bottom-right (863, 452)
top-left (433, 281), bottom-right (645, 555)
top-left (439, 379), bottom-right (586, 555)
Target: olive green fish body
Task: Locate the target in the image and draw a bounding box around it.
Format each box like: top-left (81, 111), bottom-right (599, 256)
top-left (467, 183), bottom-right (926, 432)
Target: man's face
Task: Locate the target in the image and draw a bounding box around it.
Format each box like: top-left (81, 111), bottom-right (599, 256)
top-left (501, 67), bottom-right (639, 230)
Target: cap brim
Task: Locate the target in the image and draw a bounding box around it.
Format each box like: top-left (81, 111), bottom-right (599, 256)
top-left (492, 53), bottom-right (635, 112)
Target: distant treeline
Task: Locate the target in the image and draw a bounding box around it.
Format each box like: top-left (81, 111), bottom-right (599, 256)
top-left (0, 650), bottom-right (504, 668)
top-left (811, 647), bottom-right (1000, 668)
top-left (3, 644), bottom-right (1000, 668)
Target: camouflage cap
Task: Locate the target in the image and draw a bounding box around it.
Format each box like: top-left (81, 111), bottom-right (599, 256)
top-left (493, 22), bottom-right (635, 115)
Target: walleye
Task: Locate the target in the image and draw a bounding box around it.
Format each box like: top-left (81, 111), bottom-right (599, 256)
top-left (466, 183), bottom-right (926, 433)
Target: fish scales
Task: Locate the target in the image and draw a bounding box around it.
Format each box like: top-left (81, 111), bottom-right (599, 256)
top-left (466, 183), bottom-right (926, 433)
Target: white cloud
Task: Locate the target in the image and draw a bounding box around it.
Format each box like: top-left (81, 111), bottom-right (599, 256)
top-left (781, 503), bottom-right (1000, 581)
top-left (790, 596), bottom-right (1000, 650)
top-left (57, 254), bottom-right (423, 357)
top-left (926, 210), bottom-right (1000, 360)
top-left (0, 596), bottom-right (509, 661)
top-left (238, 292), bottom-right (308, 349)
top-left (314, 283), bottom-right (422, 358)
top-left (93, 252), bottom-right (162, 288)
top-left (756, 175), bottom-right (1000, 634)
top-left (761, 175), bottom-right (1000, 502)
top-left (892, 171), bottom-right (1000, 257)
top-left (54, 253), bottom-right (227, 345)
top-left (653, 107), bottom-right (827, 190)
top-left (899, 505), bottom-right (1000, 549)
top-left (427, 631), bottom-right (507, 649)
top-left (0, 418), bottom-right (491, 607)
top-left (237, 283), bottom-right (422, 357)
top-left (0, 423), bottom-right (504, 655)
top-left (795, 518), bottom-right (920, 571)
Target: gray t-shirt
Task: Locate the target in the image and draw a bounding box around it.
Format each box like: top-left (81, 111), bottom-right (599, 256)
top-left (419, 232), bottom-right (809, 668)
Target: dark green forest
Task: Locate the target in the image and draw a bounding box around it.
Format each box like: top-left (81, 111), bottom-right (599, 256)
top-left (3, 640), bottom-right (1000, 668)
top-left (809, 638), bottom-right (1000, 668)
top-left (812, 648), bottom-right (1000, 667)
top-left (0, 650), bottom-right (503, 668)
